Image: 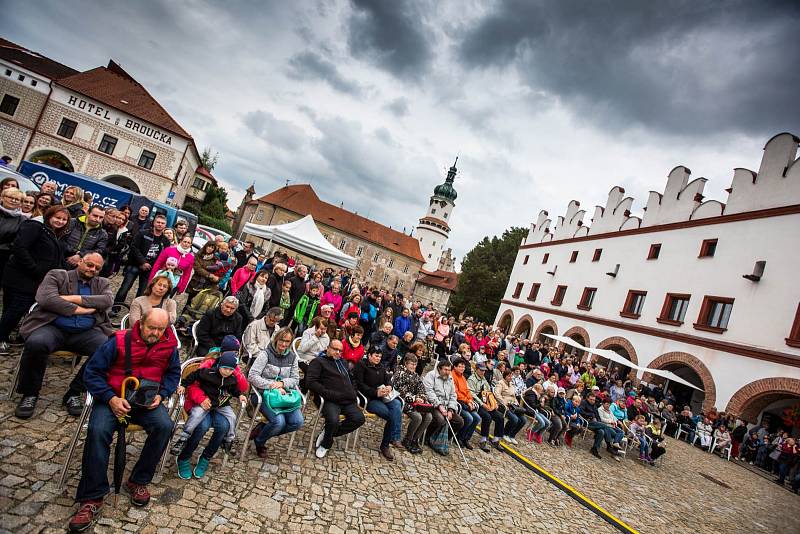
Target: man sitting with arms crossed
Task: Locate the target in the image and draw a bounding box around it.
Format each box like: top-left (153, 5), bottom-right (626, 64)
top-left (67, 308), bottom-right (179, 532)
top-left (305, 339), bottom-right (365, 458)
top-left (14, 253), bottom-right (113, 419)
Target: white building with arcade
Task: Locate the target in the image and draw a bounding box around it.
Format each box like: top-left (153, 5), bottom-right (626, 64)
top-left (495, 133), bottom-right (800, 432)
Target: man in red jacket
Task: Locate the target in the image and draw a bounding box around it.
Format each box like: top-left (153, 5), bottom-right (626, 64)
top-left (67, 308), bottom-right (179, 533)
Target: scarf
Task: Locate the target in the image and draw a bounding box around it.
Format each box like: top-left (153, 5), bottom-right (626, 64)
top-left (0, 205), bottom-right (20, 216)
top-left (250, 281), bottom-right (267, 319)
top-left (175, 243), bottom-right (192, 257)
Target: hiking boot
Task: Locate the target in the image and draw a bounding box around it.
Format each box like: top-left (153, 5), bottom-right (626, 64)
top-left (14, 395), bottom-right (38, 419)
top-left (479, 440), bottom-right (491, 453)
top-left (380, 446), bottom-right (394, 461)
top-left (461, 440), bottom-right (474, 451)
top-left (64, 395), bottom-right (84, 416)
top-left (194, 457), bottom-right (210, 479)
top-left (0, 341), bottom-right (9, 355)
top-left (590, 447), bottom-right (602, 459)
top-left (170, 435), bottom-right (188, 456)
top-left (176, 458), bottom-right (192, 480)
top-left (124, 481), bottom-right (150, 507)
top-left (68, 499), bottom-right (103, 532)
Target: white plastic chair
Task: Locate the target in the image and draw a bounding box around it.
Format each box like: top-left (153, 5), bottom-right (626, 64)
top-left (710, 438), bottom-right (732, 460)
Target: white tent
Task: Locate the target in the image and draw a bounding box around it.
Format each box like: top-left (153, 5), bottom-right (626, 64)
top-left (542, 333), bottom-right (587, 353)
top-left (242, 215), bottom-right (357, 269)
top-left (640, 368), bottom-right (705, 392)
top-left (583, 347), bottom-right (645, 371)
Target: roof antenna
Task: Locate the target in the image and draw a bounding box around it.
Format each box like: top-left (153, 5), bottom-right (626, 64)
top-left (284, 178), bottom-right (290, 187)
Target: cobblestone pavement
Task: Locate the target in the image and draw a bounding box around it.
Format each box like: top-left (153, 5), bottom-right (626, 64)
top-left (1, 348), bottom-right (797, 534)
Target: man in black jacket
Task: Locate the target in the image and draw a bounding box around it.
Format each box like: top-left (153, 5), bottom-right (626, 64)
top-left (195, 296), bottom-right (244, 356)
top-left (579, 393), bottom-right (623, 460)
top-left (128, 205), bottom-right (151, 236)
top-left (64, 205), bottom-right (108, 268)
top-left (114, 214), bottom-right (168, 304)
top-left (305, 339), bottom-right (365, 458)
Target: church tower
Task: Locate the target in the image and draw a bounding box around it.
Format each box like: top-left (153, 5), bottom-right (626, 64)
top-left (416, 158), bottom-right (458, 271)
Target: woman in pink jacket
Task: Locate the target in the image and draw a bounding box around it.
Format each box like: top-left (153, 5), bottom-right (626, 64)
top-left (320, 279), bottom-right (343, 317)
top-left (149, 234), bottom-right (195, 294)
top-left (229, 256), bottom-right (258, 296)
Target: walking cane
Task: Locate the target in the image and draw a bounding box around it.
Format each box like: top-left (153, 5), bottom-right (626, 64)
top-left (445, 412), bottom-right (469, 471)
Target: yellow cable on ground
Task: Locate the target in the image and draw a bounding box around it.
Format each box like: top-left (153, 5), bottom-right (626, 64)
top-left (476, 425), bottom-right (639, 534)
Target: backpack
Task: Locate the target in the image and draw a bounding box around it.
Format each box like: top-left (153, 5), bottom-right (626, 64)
top-left (176, 288), bottom-right (224, 332)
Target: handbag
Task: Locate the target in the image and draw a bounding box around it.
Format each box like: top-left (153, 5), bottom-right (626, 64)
top-left (122, 331), bottom-right (160, 408)
top-left (429, 425), bottom-right (449, 455)
top-left (769, 448), bottom-right (782, 461)
top-left (481, 389), bottom-right (498, 411)
top-left (263, 377), bottom-right (302, 414)
top-left (382, 388), bottom-right (400, 403)
top-left (411, 401), bottom-right (433, 413)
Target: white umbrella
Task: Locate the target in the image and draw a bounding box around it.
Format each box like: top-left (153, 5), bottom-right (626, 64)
top-left (583, 347), bottom-right (644, 371)
top-left (542, 333), bottom-right (587, 352)
top-left (643, 367), bottom-right (704, 392)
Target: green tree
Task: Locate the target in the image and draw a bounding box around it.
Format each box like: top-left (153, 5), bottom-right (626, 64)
top-left (200, 147), bottom-right (219, 172)
top-left (448, 226), bottom-right (527, 323)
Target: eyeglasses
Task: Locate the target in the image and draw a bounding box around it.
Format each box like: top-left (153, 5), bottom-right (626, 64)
top-left (3, 197), bottom-right (21, 203)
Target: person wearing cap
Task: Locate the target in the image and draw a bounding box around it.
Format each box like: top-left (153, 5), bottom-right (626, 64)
top-left (468, 361), bottom-right (505, 450)
top-left (353, 345), bottom-right (403, 460)
top-left (247, 327), bottom-right (304, 458)
top-left (242, 306), bottom-right (283, 361)
top-left (548, 387), bottom-right (568, 446)
top-left (173, 351), bottom-right (247, 477)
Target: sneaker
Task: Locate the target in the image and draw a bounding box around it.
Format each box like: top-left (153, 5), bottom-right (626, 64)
top-left (124, 481), bottom-right (150, 507)
top-left (194, 457), bottom-right (210, 479)
top-left (64, 396), bottom-right (84, 417)
top-left (380, 446), bottom-right (394, 461)
top-left (611, 442), bottom-right (622, 450)
top-left (170, 436), bottom-right (188, 456)
top-left (176, 458), bottom-right (192, 480)
top-left (507, 437), bottom-right (519, 445)
top-left (14, 395), bottom-right (38, 419)
top-left (68, 499), bottom-right (104, 532)
top-left (315, 445), bottom-right (329, 459)
top-left (0, 341), bottom-right (9, 355)
top-left (222, 440), bottom-right (234, 455)
top-left (612, 455), bottom-right (622, 463)
top-left (480, 440), bottom-right (491, 453)
top-left (590, 447), bottom-right (602, 459)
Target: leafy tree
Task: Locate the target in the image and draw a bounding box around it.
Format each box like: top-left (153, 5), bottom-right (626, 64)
top-left (448, 226), bottom-right (527, 323)
top-left (200, 147), bottom-right (219, 172)
top-left (201, 184), bottom-right (228, 220)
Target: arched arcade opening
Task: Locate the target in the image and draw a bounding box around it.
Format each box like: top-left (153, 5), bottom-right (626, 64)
top-left (28, 150), bottom-right (74, 172)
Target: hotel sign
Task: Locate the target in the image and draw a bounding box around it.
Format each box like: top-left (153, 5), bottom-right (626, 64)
top-left (51, 87), bottom-right (186, 150)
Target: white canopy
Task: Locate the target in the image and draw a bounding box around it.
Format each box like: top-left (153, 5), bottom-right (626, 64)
top-left (542, 335), bottom-right (705, 392)
top-left (242, 215), bottom-right (357, 269)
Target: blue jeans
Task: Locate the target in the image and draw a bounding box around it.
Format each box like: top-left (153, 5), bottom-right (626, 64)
top-left (531, 412), bottom-right (550, 434)
top-left (458, 402), bottom-right (480, 443)
top-left (587, 422), bottom-right (612, 450)
top-left (254, 394), bottom-right (304, 447)
top-left (504, 409), bottom-right (526, 438)
top-left (114, 265), bottom-right (150, 304)
top-left (177, 409), bottom-right (229, 462)
top-left (76, 402), bottom-right (172, 502)
top-left (366, 398), bottom-right (402, 448)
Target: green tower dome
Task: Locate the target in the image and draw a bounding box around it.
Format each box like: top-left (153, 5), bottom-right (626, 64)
top-left (433, 157), bottom-right (458, 202)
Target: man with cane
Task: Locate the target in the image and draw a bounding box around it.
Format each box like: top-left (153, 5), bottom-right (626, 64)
top-left (423, 360), bottom-right (465, 459)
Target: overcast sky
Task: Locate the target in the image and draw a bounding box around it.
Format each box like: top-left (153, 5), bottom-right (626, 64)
top-left (3, 1), bottom-right (798, 267)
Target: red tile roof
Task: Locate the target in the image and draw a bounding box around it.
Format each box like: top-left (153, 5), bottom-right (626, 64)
top-left (195, 166), bottom-right (216, 181)
top-left (57, 60), bottom-right (191, 138)
top-left (254, 184), bottom-right (424, 262)
top-left (0, 37), bottom-right (78, 80)
top-left (417, 269), bottom-right (458, 291)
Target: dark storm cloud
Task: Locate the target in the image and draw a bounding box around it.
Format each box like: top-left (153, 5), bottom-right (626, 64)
top-left (347, 0), bottom-right (433, 80)
top-left (457, 0), bottom-right (800, 135)
top-left (286, 50), bottom-right (365, 96)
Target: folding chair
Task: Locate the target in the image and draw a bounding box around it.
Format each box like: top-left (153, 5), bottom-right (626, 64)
top-left (6, 304), bottom-right (82, 399)
top-left (58, 392), bottom-right (177, 491)
top-left (291, 337), bottom-right (301, 359)
top-left (710, 438), bottom-right (732, 460)
top-left (304, 396), bottom-right (356, 456)
top-left (674, 425), bottom-right (688, 441)
top-left (240, 383), bottom-right (306, 461)
top-left (189, 321), bottom-right (200, 357)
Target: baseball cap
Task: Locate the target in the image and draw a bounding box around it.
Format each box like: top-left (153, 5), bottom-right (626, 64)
top-left (476, 362), bottom-right (487, 370)
top-left (592, 385), bottom-right (600, 391)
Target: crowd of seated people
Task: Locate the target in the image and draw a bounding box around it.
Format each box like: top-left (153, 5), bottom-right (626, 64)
top-left (1, 184), bottom-right (796, 532)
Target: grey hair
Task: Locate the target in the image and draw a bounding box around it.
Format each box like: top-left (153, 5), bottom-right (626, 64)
top-left (223, 295), bottom-right (239, 307)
